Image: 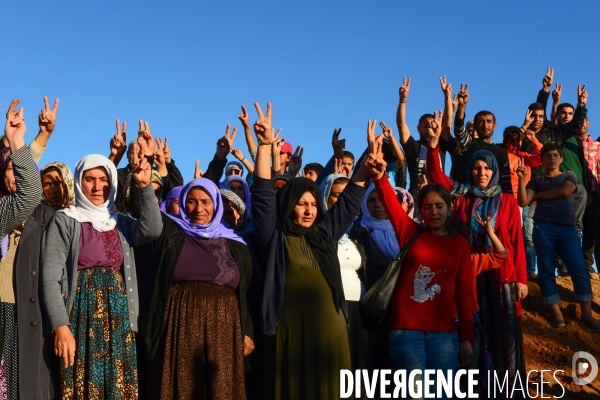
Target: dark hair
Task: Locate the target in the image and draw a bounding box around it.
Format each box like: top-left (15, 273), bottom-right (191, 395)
top-left (446, 218), bottom-right (469, 240)
top-left (416, 183), bottom-right (452, 213)
top-left (503, 125), bottom-right (522, 142)
top-left (528, 102), bottom-right (545, 114)
top-left (540, 142), bottom-right (563, 158)
top-left (342, 151), bottom-right (355, 162)
top-left (381, 140), bottom-right (397, 164)
top-left (332, 176), bottom-right (349, 186)
top-left (557, 103), bottom-right (575, 114)
top-left (303, 162), bottom-right (324, 175)
top-left (418, 113), bottom-right (434, 126)
top-left (474, 110), bottom-right (496, 124)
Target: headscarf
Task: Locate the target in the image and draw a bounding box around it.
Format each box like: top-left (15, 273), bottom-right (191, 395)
top-left (272, 174), bottom-right (290, 184)
top-left (219, 189), bottom-right (246, 228)
top-left (451, 150), bottom-right (502, 251)
top-left (40, 162), bottom-right (75, 209)
top-left (395, 187), bottom-right (415, 219)
top-left (123, 169), bottom-right (162, 210)
top-left (222, 175), bottom-right (251, 218)
top-left (319, 173), bottom-right (350, 244)
top-left (275, 177), bottom-right (346, 317)
top-left (159, 186), bottom-right (183, 215)
top-left (225, 160), bottom-right (244, 176)
top-left (360, 185), bottom-right (406, 259)
top-left (167, 177), bottom-right (245, 244)
top-left (0, 147), bottom-right (12, 196)
top-left (59, 154), bottom-right (119, 232)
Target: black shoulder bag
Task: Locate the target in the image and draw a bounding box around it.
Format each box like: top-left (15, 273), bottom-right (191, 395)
top-left (359, 228), bottom-right (422, 329)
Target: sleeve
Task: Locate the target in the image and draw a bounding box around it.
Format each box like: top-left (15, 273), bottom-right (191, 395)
top-left (556, 106), bottom-right (587, 142)
top-left (565, 171), bottom-right (578, 186)
top-left (250, 176), bottom-right (277, 248)
top-left (373, 175), bottom-right (418, 248)
top-left (0, 146), bottom-right (43, 234)
top-left (166, 159), bottom-right (184, 187)
top-left (316, 156), bottom-right (335, 186)
top-left (523, 139), bottom-right (543, 167)
top-left (203, 155), bottom-right (227, 185)
top-left (455, 240), bottom-right (474, 341)
top-left (41, 214), bottom-right (73, 331)
top-left (123, 183), bottom-right (163, 246)
top-left (29, 139), bottom-right (45, 163)
top-left (505, 195), bottom-right (527, 285)
top-left (525, 176), bottom-right (538, 192)
top-left (471, 250), bottom-right (508, 275)
top-left (453, 115), bottom-right (473, 152)
top-left (536, 89), bottom-right (550, 116)
top-left (321, 181), bottom-right (365, 243)
top-left (249, 148), bottom-right (257, 163)
top-left (426, 145), bottom-right (455, 191)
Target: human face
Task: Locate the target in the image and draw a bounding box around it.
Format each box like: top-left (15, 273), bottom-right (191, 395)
top-left (81, 167), bottom-right (110, 206)
top-left (557, 106), bottom-right (574, 125)
top-left (466, 121), bottom-right (477, 138)
top-left (475, 114), bottom-right (496, 140)
top-left (505, 136), bottom-right (522, 154)
top-left (273, 179), bottom-right (287, 194)
top-left (168, 198), bottom-right (180, 215)
top-left (542, 150), bottom-right (563, 172)
top-left (327, 182), bottom-right (348, 209)
top-left (280, 153), bottom-right (291, 170)
top-left (222, 201), bottom-right (242, 229)
top-left (127, 143), bottom-right (140, 166)
top-left (420, 192), bottom-right (450, 234)
top-left (366, 190), bottom-right (387, 220)
top-left (471, 159), bottom-right (493, 187)
top-left (577, 119), bottom-right (590, 136)
top-left (291, 191), bottom-right (318, 228)
top-left (417, 117), bottom-right (433, 141)
top-left (3, 160), bottom-right (16, 194)
top-left (152, 182), bottom-right (162, 202)
top-left (530, 109), bottom-right (545, 131)
top-left (185, 187), bottom-right (215, 225)
top-left (228, 181), bottom-right (245, 201)
top-left (42, 170), bottom-right (66, 208)
top-left (341, 157), bottom-right (354, 174)
top-left (227, 167), bottom-right (243, 177)
top-left (303, 169), bottom-right (318, 182)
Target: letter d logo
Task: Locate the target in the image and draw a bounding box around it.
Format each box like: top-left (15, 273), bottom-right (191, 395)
top-left (572, 351), bottom-right (598, 385)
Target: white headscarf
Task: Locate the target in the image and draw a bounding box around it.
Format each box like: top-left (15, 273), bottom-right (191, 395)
top-left (59, 154), bottom-right (119, 232)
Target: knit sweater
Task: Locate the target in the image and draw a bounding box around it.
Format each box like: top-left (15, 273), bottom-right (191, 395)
top-left (373, 176), bottom-right (474, 341)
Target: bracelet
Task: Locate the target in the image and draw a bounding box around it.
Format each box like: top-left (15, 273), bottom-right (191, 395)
top-left (241, 156), bottom-right (246, 162)
top-left (258, 139), bottom-right (272, 146)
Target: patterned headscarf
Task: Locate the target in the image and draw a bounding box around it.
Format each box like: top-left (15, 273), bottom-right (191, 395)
top-left (123, 169), bottom-right (163, 211)
top-left (220, 189), bottom-right (246, 229)
top-left (40, 161), bottom-right (75, 209)
top-left (451, 150), bottom-right (502, 251)
top-left (319, 173), bottom-right (351, 244)
top-left (159, 186), bottom-right (183, 215)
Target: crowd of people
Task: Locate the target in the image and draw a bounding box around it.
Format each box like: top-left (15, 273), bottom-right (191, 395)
top-left (0, 67), bottom-right (598, 400)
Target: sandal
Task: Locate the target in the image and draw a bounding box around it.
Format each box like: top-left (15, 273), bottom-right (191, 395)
top-left (551, 319), bottom-right (566, 328)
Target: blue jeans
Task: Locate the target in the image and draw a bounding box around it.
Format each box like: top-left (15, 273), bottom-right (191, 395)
top-left (389, 330), bottom-right (459, 400)
top-left (533, 221), bottom-right (593, 305)
top-left (521, 205), bottom-right (537, 276)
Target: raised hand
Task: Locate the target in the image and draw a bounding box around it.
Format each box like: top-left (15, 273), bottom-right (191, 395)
top-left (194, 159), bottom-right (204, 179)
top-left (253, 102), bottom-right (274, 143)
top-left (4, 99), bottom-right (26, 152)
top-left (451, 93), bottom-right (458, 112)
top-left (333, 157), bottom-right (344, 174)
top-left (331, 128), bottom-right (345, 158)
top-left (230, 148), bottom-right (245, 161)
top-left (38, 96), bottom-right (59, 135)
top-left (380, 121), bottom-right (394, 141)
top-left (163, 137), bottom-right (172, 163)
top-left (154, 137), bottom-right (167, 176)
top-left (271, 129), bottom-right (283, 158)
top-left (138, 120), bottom-right (155, 156)
top-left (110, 119), bottom-right (127, 158)
top-left (542, 67), bottom-right (554, 92)
top-left (522, 128), bottom-right (536, 143)
top-left (131, 145), bottom-right (151, 187)
top-left (578, 84), bottom-right (588, 107)
top-left (474, 211), bottom-right (494, 236)
top-left (287, 146), bottom-right (304, 177)
top-left (238, 105), bottom-right (250, 128)
top-left (366, 120), bottom-right (387, 179)
top-left (399, 77), bottom-right (411, 103)
top-left (417, 174), bottom-right (428, 191)
top-left (216, 124), bottom-right (237, 160)
top-left (457, 83), bottom-right (470, 107)
top-left (427, 110), bottom-right (443, 147)
top-left (515, 157), bottom-right (527, 181)
top-left (522, 109), bottom-right (534, 130)
top-left (439, 75), bottom-right (452, 98)
top-left (552, 83), bottom-right (562, 104)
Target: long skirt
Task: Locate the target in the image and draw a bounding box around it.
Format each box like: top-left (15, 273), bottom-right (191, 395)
top-left (160, 282), bottom-right (246, 400)
top-left (477, 272), bottom-right (526, 399)
top-left (0, 303), bottom-right (16, 400)
top-left (61, 267), bottom-right (137, 400)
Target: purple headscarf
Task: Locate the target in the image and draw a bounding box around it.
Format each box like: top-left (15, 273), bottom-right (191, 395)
top-left (167, 178), bottom-right (245, 244)
top-left (222, 175), bottom-right (251, 218)
top-left (159, 186), bottom-right (183, 215)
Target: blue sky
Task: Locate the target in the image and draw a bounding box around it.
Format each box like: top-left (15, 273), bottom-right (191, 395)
top-left (2, 1), bottom-right (598, 182)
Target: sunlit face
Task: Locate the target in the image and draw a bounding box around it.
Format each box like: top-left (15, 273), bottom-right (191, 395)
top-left (168, 198), bottom-right (180, 215)
top-left (3, 160), bottom-right (16, 194)
top-left (366, 190), bottom-right (387, 220)
top-left (42, 169), bottom-right (66, 208)
top-left (505, 136), bottom-right (522, 154)
top-left (417, 117), bottom-right (433, 141)
top-left (222, 201), bottom-right (242, 229)
top-left (303, 170), bottom-right (318, 182)
top-left (530, 109), bottom-right (545, 131)
top-left (291, 191), bottom-right (318, 228)
top-left (475, 114), bottom-right (496, 140)
top-left (185, 187), bottom-right (215, 225)
top-left (127, 143), bottom-right (140, 166)
top-left (81, 167), bottom-right (110, 206)
top-left (557, 106), bottom-right (574, 125)
top-left (471, 160), bottom-right (493, 187)
top-left (228, 181), bottom-right (245, 201)
top-left (341, 157), bottom-right (354, 175)
top-left (542, 150), bottom-right (563, 171)
top-left (420, 192), bottom-right (450, 232)
top-left (327, 182), bottom-right (348, 209)
top-left (273, 179), bottom-right (287, 194)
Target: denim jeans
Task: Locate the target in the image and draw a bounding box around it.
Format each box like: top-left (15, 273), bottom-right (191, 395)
top-left (521, 205), bottom-right (536, 276)
top-left (389, 330), bottom-right (459, 400)
top-left (533, 221), bottom-right (593, 305)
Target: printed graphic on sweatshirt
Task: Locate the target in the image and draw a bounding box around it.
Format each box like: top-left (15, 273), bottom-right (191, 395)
top-left (410, 265), bottom-right (441, 303)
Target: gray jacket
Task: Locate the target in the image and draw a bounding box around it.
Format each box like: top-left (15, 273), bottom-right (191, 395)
top-left (41, 184), bottom-right (162, 333)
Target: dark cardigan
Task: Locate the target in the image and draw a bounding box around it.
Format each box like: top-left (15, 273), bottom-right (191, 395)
top-left (140, 214), bottom-right (253, 362)
top-left (251, 176), bottom-right (366, 335)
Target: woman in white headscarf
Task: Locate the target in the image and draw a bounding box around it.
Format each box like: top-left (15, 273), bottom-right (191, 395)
top-left (41, 152), bottom-right (162, 399)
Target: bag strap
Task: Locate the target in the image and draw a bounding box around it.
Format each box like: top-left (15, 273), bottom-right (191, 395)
top-left (395, 228), bottom-right (422, 262)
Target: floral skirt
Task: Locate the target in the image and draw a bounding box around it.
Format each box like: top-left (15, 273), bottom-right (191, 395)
top-left (61, 267), bottom-right (137, 400)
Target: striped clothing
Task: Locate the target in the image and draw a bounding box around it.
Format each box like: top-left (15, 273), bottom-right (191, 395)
top-left (0, 146), bottom-right (43, 235)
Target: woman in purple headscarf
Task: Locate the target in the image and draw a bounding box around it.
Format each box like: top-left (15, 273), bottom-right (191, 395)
top-left (159, 186), bottom-right (183, 215)
top-left (140, 178), bottom-right (254, 400)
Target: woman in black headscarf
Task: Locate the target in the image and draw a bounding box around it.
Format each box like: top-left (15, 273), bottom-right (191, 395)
top-left (250, 103), bottom-right (371, 399)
